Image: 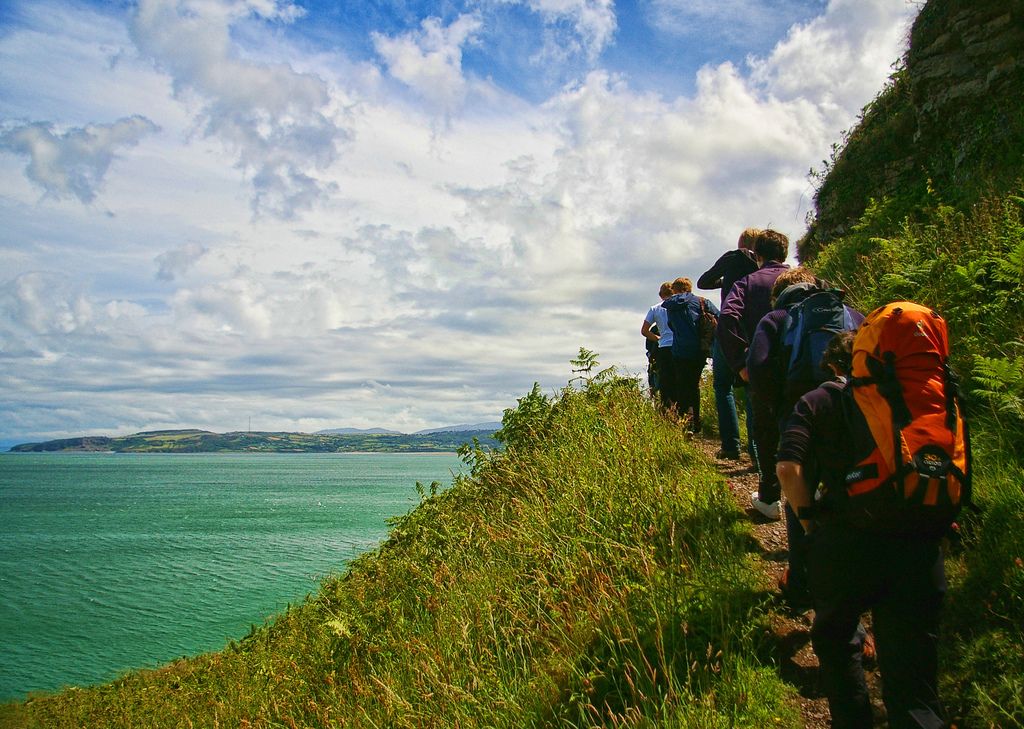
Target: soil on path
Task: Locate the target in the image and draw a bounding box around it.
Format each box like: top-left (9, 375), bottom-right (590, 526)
top-left (692, 434), bottom-right (884, 729)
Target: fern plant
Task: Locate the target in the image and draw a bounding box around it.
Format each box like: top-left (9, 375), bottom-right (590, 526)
top-left (971, 343), bottom-right (1024, 428)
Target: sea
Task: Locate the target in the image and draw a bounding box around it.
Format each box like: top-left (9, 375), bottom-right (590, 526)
top-left (0, 451), bottom-right (464, 702)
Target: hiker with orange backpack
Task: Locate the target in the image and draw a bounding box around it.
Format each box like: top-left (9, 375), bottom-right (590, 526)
top-left (777, 303), bottom-right (970, 729)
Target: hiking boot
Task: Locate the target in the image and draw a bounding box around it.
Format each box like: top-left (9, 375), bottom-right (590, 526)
top-left (750, 492), bottom-right (782, 520)
top-left (715, 448), bottom-right (741, 460)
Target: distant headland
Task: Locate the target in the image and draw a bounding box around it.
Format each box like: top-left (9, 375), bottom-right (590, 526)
top-left (9, 424), bottom-right (502, 454)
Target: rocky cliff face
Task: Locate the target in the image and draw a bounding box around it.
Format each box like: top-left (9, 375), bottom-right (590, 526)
top-left (910, 0), bottom-right (1023, 166)
top-left (800, 0), bottom-right (1023, 260)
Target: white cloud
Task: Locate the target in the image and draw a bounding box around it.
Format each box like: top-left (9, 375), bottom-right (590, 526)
top-left (0, 0), bottom-right (919, 441)
top-left (0, 272), bottom-right (94, 339)
top-left (154, 242), bottom-right (209, 281)
top-left (372, 15), bottom-right (483, 118)
top-left (128, 0), bottom-right (346, 218)
top-left (749, 0), bottom-right (912, 108)
top-left (525, 0), bottom-right (617, 61)
top-left (0, 116), bottom-right (159, 203)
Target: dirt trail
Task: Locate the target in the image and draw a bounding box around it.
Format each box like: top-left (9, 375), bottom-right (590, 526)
top-left (693, 434), bottom-right (883, 728)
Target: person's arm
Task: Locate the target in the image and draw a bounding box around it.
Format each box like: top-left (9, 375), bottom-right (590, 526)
top-left (717, 279), bottom-right (749, 376)
top-left (777, 391), bottom-right (825, 534)
top-left (697, 255), bottom-right (728, 290)
top-left (747, 312), bottom-right (783, 404)
top-left (777, 461), bottom-right (815, 534)
top-left (641, 319), bottom-right (659, 343)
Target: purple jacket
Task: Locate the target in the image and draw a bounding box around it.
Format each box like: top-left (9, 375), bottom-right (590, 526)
top-left (717, 261), bottom-right (790, 373)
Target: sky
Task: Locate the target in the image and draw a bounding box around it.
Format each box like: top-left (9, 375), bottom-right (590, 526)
top-left (0, 0), bottom-right (917, 443)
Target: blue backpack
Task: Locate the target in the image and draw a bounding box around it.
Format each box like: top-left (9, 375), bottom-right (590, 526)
top-left (664, 294), bottom-right (716, 359)
top-left (781, 288), bottom-right (858, 387)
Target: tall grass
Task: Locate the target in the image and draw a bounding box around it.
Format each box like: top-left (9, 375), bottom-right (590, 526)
top-left (1, 371), bottom-right (799, 728)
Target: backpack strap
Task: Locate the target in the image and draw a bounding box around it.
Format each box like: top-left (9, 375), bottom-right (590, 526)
top-left (842, 305), bottom-right (856, 331)
top-left (943, 361), bottom-right (960, 434)
top-left (944, 363), bottom-right (977, 511)
top-left (870, 351), bottom-right (913, 429)
top-left (850, 352), bottom-right (909, 488)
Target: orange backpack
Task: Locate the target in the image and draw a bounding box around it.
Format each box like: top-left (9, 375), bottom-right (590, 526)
top-left (843, 302), bottom-right (971, 536)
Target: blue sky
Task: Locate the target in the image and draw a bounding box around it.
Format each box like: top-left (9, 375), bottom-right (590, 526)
top-left (0, 0), bottom-right (916, 442)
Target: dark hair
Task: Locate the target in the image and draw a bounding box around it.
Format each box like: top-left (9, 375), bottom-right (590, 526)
top-left (754, 229), bottom-right (789, 263)
top-left (822, 330), bottom-right (855, 376)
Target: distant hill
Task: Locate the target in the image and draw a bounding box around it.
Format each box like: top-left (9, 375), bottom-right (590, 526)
top-left (414, 422), bottom-right (502, 435)
top-left (10, 428), bottom-right (500, 454)
top-left (314, 423), bottom-right (502, 436)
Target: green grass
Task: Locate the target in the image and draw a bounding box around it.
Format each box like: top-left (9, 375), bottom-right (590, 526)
top-left (0, 373), bottom-right (800, 728)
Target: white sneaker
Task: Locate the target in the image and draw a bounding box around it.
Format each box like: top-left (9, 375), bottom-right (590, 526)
top-left (750, 492), bottom-right (782, 520)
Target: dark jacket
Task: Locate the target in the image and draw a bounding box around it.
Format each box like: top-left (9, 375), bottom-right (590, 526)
top-left (717, 261), bottom-right (790, 373)
top-left (697, 249), bottom-right (759, 307)
top-left (747, 284), bottom-right (865, 425)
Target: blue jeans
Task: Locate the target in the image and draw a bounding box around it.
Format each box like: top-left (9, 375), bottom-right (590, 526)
top-left (712, 340), bottom-right (742, 453)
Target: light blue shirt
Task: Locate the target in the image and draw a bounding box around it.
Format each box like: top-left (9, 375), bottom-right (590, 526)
top-left (645, 302), bottom-right (673, 348)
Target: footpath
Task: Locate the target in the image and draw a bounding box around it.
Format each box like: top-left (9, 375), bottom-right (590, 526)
top-left (693, 434), bottom-right (883, 729)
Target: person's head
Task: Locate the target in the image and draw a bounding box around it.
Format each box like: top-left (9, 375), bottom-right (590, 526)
top-left (822, 330), bottom-right (856, 377)
top-left (671, 277), bottom-right (692, 294)
top-left (753, 228), bottom-right (789, 264)
top-left (737, 228), bottom-right (761, 250)
top-left (770, 266), bottom-right (820, 303)
top-left (659, 281), bottom-right (673, 299)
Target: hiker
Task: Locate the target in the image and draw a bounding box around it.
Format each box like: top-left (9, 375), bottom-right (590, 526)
top-left (746, 269), bottom-right (864, 604)
top-left (645, 323), bottom-right (661, 397)
top-left (662, 277), bottom-right (719, 432)
top-left (777, 305), bottom-right (969, 728)
top-left (717, 228), bottom-right (791, 518)
top-left (641, 282), bottom-right (677, 412)
top-left (697, 228), bottom-right (760, 460)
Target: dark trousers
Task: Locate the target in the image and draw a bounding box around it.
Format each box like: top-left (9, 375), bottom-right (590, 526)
top-left (784, 502), bottom-right (809, 593)
top-left (655, 347), bottom-right (677, 412)
top-left (750, 397), bottom-right (781, 502)
top-left (674, 356), bottom-right (705, 430)
top-left (809, 523), bottom-right (946, 729)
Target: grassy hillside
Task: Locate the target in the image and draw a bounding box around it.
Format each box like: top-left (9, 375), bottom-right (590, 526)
top-left (0, 371), bottom-right (801, 728)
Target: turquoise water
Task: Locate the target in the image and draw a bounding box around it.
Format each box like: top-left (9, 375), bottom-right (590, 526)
top-left (0, 452), bottom-right (463, 701)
